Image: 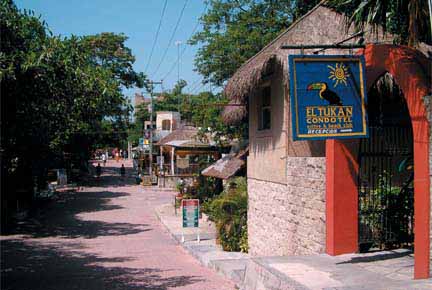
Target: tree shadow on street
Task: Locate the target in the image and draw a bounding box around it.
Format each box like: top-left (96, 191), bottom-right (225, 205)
top-left (83, 165), bottom-right (139, 188)
top-left (3, 190), bottom-right (151, 239)
top-left (1, 239), bottom-right (204, 290)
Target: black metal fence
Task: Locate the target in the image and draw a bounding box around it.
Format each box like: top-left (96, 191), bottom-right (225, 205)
top-left (358, 126), bottom-right (414, 252)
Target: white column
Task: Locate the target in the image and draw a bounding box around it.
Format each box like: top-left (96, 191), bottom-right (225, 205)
top-left (159, 146), bottom-right (164, 173)
top-left (171, 147), bottom-right (175, 175)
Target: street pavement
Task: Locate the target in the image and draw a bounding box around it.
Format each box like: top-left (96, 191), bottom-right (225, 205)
top-left (0, 160), bottom-right (235, 290)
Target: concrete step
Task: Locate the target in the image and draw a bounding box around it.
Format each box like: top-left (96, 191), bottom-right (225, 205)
top-left (240, 256), bottom-right (432, 290)
top-left (211, 258), bottom-right (249, 287)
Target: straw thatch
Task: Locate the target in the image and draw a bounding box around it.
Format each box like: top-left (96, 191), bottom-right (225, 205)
top-left (224, 53), bottom-right (278, 105)
top-left (201, 155), bottom-right (245, 179)
top-left (157, 125), bottom-right (198, 146)
top-left (201, 147), bottom-right (248, 179)
top-left (221, 1), bottom-right (403, 125)
top-left (221, 3), bottom-right (328, 125)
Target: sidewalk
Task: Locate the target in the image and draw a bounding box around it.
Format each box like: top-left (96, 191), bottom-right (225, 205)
top-left (1, 161), bottom-right (237, 290)
top-left (155, 203), bottom-right (250, 288)
top-left (155, 202), bottom-right (432, 290)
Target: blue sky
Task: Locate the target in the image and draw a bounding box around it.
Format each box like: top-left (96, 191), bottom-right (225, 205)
top-left (15, 0), bottom-right (211, 100)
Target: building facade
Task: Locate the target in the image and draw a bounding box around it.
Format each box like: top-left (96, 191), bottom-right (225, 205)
top-left (223, 5), bottom-right (431, 279)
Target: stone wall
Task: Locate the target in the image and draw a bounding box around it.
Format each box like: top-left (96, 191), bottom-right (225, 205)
top-left (247, 157), bottom-right (326, 256)
top-left (158, 176), bottom-right (194, 189)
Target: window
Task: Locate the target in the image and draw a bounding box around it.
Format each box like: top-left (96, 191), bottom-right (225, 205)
top-left (162, 119), bottom-right (171, 130)
top-left (258, 86), bottom-right (271, 130)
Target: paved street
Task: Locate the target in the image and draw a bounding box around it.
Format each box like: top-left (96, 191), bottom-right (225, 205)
top-left (1, 160), bottom-right (235, 290)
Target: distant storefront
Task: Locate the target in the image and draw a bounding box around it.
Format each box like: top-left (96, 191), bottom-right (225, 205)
top-left (156, 125), bottom-right (224, 187)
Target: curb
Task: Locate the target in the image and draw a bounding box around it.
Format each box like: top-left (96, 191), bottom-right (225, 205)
top-left (154, 204), bottom-right (247, 289)
top-left (154, 204), bottom-right (182, 244)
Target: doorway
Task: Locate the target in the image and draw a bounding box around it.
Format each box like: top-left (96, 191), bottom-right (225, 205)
top-left (358, 73), bottom-right (414, 252)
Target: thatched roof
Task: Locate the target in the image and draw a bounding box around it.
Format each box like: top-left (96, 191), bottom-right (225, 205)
top-left (201, 148), bottom-right (248, 179)
top-left (221, 1), bottom-right (404, 125)
top-left (221, 3), bottom-right (329, 125)
top-left (164, 139), bottom-right (215, 149)
top-left (157, 125), bottom-right (198, 146)
top-left (221, 102), bottom-right (248, 125)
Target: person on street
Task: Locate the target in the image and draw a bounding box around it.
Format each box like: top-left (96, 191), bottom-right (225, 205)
top-left (101, 153), bottom-right (107, 166)
top-left (96, 163), bottom-right (102, 178)
top-left (115, 151), bottom-right (120, 162)
top-left (133, 155), bottom-right (138, 170)
top-left (120, 164), bottom-right (126, 178)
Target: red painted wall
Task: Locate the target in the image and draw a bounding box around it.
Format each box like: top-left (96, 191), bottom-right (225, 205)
top-left (326, 140), bottom-right (359, 255)
top-left (326, 44), bottom-right (431, 279)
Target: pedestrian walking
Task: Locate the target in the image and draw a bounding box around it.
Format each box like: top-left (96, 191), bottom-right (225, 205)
top-left (115, 152), bottom-right (120, 162)
top-left (101, 153), bottom-right (107, 166)
top-left (120, 164), bottom-right (126, 178)
top-left (96, 163), bottom-right (102, 178)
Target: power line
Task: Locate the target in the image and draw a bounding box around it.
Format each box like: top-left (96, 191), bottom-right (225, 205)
top-left (187, 78), bottom-right (203, 94)
top-left (144, 0), bottom-right (168, 74)
top-left (152, 0), bottom-right (189, 77)
top-left (160, 2), bottom-right (208, 81)
top-left (187, 78), bottom-right (202, 92)
top-left (190, 81), bottom-right (207, 95)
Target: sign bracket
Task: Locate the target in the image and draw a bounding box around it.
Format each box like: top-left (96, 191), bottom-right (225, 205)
top-left (280, 44), bottom-right (365, 50)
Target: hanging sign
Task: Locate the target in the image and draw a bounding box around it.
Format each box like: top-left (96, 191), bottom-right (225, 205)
top-left (176, 155), bottom-right (189, 169)
top-left (289, 55), bottom-right (368, 140)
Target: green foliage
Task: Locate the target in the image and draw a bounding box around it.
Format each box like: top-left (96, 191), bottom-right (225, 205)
top-left (327, 0), bottom-right (431, 46)
top-left (239, 224), bottom-right (249, 253)
top-left (190, 0), bottom-right (430, 88)
top-left (194, 175), bottom-right (222, 202)
top-left (293, 0), bottom-right (321, 20)
top-left (130, 80), bottom-right (248, 146)
top-left (190, 0), bottom-right (297, 86)
top-left (359, 171), bottom-right (414, 249)
top-left (0, 0), bottom-right (145, 214)
top-left (203, 177), bottom-right (248, 252)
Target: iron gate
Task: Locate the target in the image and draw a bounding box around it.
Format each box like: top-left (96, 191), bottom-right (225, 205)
top-left (358, 126), bottom-right (414, 252)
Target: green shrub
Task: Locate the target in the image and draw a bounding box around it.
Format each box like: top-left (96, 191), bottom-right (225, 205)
top-left (203, 177), bottom-right (248, 252)
top-left (239, 224), bottom-right (249, 253)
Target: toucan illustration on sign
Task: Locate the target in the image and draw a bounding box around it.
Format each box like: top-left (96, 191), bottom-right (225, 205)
top-left (288, 55), bottom-right (368, 140)
top-left (307, 82), bottom-right (342, 105)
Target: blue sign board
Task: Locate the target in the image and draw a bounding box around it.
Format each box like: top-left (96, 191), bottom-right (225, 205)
top-left (182, 199), bottom-right (199, 228)
top-left (289, 55), bottom-right (368, 140)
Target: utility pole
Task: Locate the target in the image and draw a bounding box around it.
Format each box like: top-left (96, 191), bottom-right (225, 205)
top-left (146, 80), bottom-right (163, 179)
top-left (175, 41), bottom-right (182, 112)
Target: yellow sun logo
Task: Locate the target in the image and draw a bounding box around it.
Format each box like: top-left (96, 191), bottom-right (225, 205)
top-left (328, 63), bottom-right (350, 87)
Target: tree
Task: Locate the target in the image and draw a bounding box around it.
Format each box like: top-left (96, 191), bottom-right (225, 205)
top-left (327, 0), bottom-right (431, 46)
top-left (130, 80), bottom-right (247, 147)
top-left (0, 0), bottom-right (145, 228)
top-left (80, 32), bottom-right (146, 88)
top-left (172, 79), bottom-right (187, 95)
top-left (189, 0), bottom-right (296, 87)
